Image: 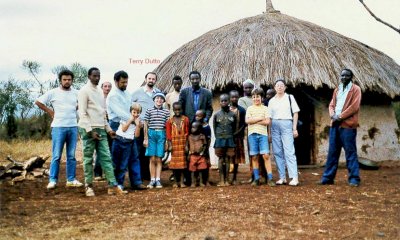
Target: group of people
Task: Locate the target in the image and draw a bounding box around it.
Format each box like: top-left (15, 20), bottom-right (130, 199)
top-left (35, 67), bottom-right (362, 197)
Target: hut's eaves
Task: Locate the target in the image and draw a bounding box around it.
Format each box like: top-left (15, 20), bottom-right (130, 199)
top-left (154, 10), bottom-right (400, 98)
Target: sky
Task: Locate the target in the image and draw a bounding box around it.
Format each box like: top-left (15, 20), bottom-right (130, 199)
top-left (1, 0), bottom-right (399, 92)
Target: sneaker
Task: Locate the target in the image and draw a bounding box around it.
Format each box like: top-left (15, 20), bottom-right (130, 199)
top-left (267, 180), bottom-right (276, 187)
top-left (349, 182), bottom-right (359, 187)
top-left (85, 186), bottom-right (95, 197)
top-left (147, 180), bottom-right (156, 189)
top-left (47, 182), bottom-right (57, 189)
top-left (66, 179), bottom-right (83, 188)
top-left (108, 185), bottom-right (128, 195)
top-left (94, 176), bottom-right (103, 181)
top-left (155, 180), bottom-right (163, 189)
top-left (289, 178), bottom-right (299, 186)
top-left (276, 178), bottom-right (287, 185)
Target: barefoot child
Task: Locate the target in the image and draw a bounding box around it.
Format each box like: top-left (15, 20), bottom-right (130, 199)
top-left (186, 121), bottom-right (208, 187)
top-left (195, 109), bottom-right (211, 185)
top-left (213, 94), bottom-right (237, 186)
top-left (144, 92), bottom-right (170, 189)
top-left (166, 102), bottom-right (190, 188)
top-left (245, 88), bottom-right (275, 187)
top-left (229, 90), bottom-right (246, 185)
top-left (112, 103), bottom-right (143, 191)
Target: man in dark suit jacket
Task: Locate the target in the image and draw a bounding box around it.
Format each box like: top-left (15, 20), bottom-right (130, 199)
top-left (179, 71), bottom-right (213, 123)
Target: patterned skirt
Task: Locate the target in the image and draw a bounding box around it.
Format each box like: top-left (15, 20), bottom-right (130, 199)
top-left (169, 134), bottom-right (187, 169)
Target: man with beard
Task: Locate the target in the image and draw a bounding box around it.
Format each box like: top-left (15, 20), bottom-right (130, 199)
top-left (78, 67), bottom-right (127, 196)
top-left (36, 69), bottom-right (83, 190)
top-left (132, 72), bottom-right (161, 181)
top-left (107, 70), bottom-right (146, 190)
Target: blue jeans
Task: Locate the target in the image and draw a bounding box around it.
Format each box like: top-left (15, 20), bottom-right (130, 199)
top-left (112, 137), bottom-right (142, 187)
top-left (49, 127), bottom-right (78, 183)
top-left (271, 120), bottom-right (298, 179)
top-left (322, 125), bottom-right (360, 184)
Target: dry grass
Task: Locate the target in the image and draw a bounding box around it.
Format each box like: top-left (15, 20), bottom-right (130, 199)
top-left (154, 5), bottom-right (400, 98)
top-left (0, 139), bottom-right (83, 165)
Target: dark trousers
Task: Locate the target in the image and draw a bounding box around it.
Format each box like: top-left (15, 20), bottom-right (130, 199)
top-left (322, 124), bottom-right (360, 184)
top-left (112, 137), bottom-right (142, 187)
top-left (137, 128), bottom-right (150, 181)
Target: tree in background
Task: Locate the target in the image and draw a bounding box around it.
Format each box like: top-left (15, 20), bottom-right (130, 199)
top-left (0, 60), bottom-right (88, 140)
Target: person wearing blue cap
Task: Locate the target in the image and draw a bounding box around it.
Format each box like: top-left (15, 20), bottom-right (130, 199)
top-left (143, 92), bottom-right (170, 189)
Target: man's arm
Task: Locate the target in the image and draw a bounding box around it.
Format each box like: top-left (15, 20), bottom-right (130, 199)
top-left (328, 88), bottom-right (338, 117)
top-left (107, 94), bottom-right (131, 121)
top-left (35, 101), bottom-right (54, 119)
top-left (77, 90), bottom-right (92, 133)
top-left (179, 89), bottom-right (186, 115)
top-left (205, 91), bottom-right (213, 122)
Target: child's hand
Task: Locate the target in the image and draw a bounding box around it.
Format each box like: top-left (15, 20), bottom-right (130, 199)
top-left (134, 118), bottom-right (140, 126)
top-left (143, 139), bottom-right (148, 148)
top-left (164, 141), bottom-right (169, 151)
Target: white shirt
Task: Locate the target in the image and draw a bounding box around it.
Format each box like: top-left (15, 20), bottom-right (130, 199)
top-left (335, 82), bottom-right (353, 115)
top-left (268, 93), bottom-right (300, 120)
top-left (116, 120), bottom-right (136, 140)
top-left (36, 87), bottom-right (78, 127)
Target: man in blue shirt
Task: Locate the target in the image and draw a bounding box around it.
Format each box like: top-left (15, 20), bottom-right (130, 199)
top-left (107, 70), bottom-right (147, 190)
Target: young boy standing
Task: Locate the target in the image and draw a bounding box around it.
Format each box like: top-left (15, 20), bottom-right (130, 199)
top-left (229, 90), bottom-right (246, 185)
top-left (112, 103), bottom-right (143, 191)
top-left (213, 94), bottom-right (237, 187)
top-left (166, 102), bottom-right (190, 188)
top-left (245, 88), bottom-right (276, 187)
top-left (186, 121), bottom-right (208, 187)
top-left (144, 92), bottom-right (170, 189)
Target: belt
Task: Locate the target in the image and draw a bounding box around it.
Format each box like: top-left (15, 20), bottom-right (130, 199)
top-left (149, 128), bottom-right (165, 131)
top-left (116, 135), bottom-right (134, 142)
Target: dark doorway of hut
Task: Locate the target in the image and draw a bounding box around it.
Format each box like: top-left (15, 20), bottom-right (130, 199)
top-left (288, 89), bottom-right (314, 166)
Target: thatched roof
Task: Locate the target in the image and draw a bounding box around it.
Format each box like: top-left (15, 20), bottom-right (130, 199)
top-left (154, 1), bottom-right (400, 98)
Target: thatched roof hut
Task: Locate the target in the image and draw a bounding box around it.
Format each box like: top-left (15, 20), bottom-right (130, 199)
top-left (153, 1), bottom-right (400, 165)
top-left (155, 1), bottom-right (400, 98)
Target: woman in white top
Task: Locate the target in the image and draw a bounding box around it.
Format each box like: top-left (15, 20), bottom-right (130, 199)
top-left (268, 79), bottom-right (300, 186)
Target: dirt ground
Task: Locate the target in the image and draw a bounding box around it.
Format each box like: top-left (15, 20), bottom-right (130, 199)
top-left (0, 164), bottom-right (399, 240)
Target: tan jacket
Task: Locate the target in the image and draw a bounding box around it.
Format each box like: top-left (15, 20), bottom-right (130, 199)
top-left (78, 82), bottom-right (111, 133)
top-left (329, 83), bottom-right (362, 129)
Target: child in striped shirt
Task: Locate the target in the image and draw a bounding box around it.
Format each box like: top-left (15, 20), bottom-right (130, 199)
top-left (143, 92), bottom-right (170, 189)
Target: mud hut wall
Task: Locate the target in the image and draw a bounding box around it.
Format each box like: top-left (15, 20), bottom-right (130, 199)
top-left (315, 105), bottom-right (400, 164)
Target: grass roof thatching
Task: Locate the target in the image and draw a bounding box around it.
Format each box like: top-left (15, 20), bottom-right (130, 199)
top-left (154, 2), bottom-right (400, 98)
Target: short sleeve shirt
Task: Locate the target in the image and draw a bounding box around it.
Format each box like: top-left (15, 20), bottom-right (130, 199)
top-left (268, 93), bottom-right (300, 120)
top-left (116, 120), bottom-right (136, 140)
top-left (246, 104), bottom-right (270, 136)
top-left (36, 88), bottom-right (78, 127)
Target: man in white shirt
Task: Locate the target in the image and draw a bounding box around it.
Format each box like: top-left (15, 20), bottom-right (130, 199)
top-left (35, 69), bottom-right (83, 190)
